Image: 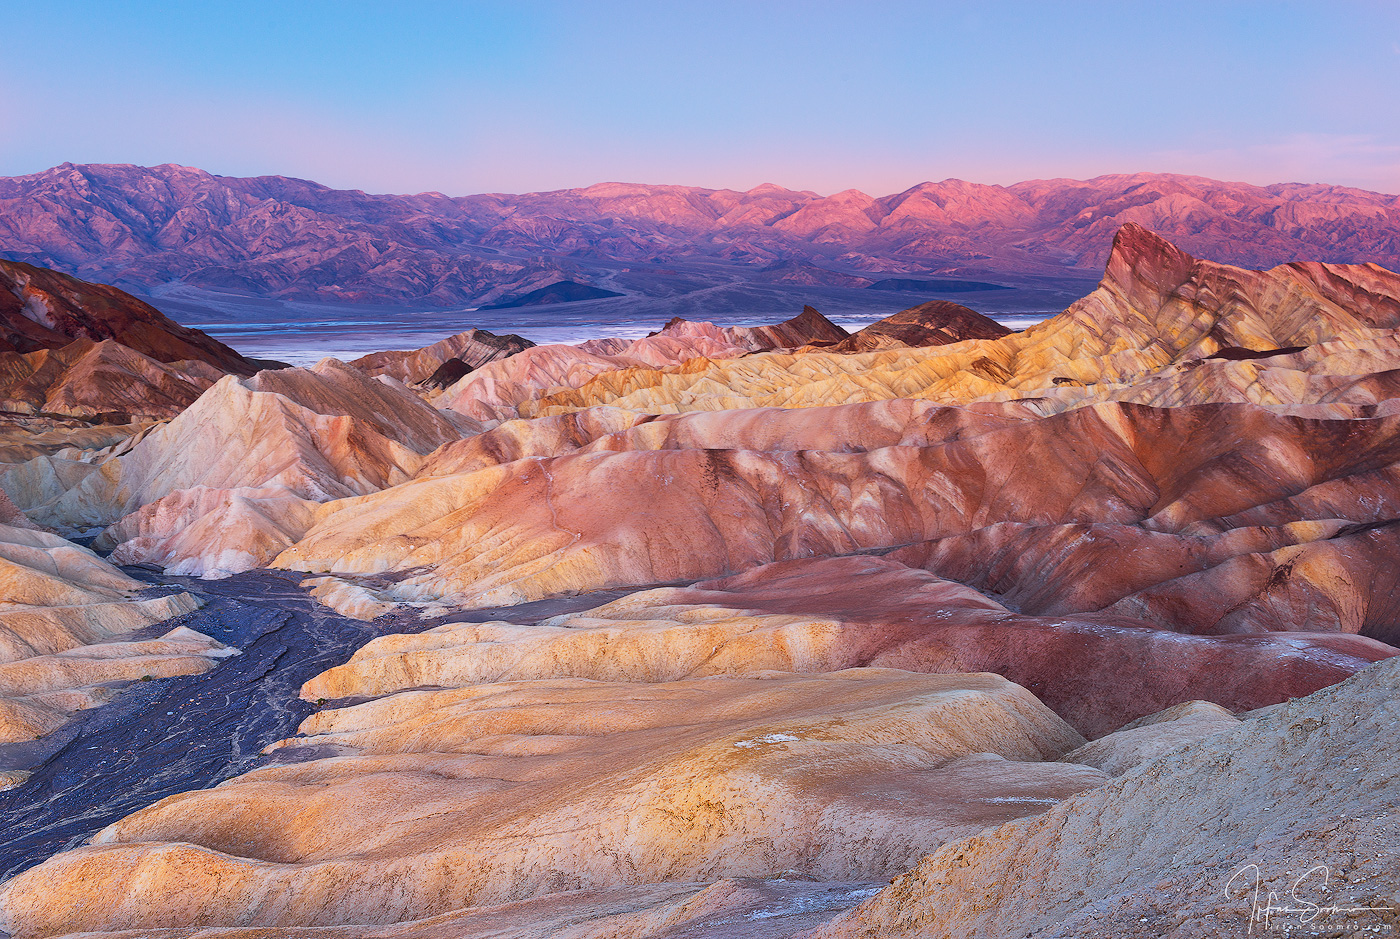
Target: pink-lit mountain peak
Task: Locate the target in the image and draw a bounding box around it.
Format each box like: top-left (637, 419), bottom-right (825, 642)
top-left (1, 163), bottom-right (1398, 306)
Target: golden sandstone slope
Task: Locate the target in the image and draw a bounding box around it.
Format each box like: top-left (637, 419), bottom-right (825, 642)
top-left (429, 305), bottom-right (849, 422)
top-left (3, 225), bottom-right (1400, 937)
top-left (804, 656), bottom-right (1400, 939)
top-left (0, 524), bottom-right (211, 759)
top-left (0, 669), bottom-right (1107, 934)
top-left (0, 262), bottom-right (251, 756)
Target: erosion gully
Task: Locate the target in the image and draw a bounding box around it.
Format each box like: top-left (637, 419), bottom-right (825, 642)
top-left (0, 569), bottom-right (632, 883)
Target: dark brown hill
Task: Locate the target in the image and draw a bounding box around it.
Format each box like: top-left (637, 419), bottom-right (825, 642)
top-left (822, 300), bottom-right (1011, 353)
top-left (0, 259), bottom-right (253, 373)
top-left (481, 281), bottom-right (623, 308)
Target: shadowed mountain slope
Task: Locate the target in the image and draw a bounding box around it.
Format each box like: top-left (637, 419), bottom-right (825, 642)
top-left (817, 299), bottom-right (1010, 352)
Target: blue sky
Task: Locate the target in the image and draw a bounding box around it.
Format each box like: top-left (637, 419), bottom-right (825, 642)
top-left (2, 0), bottom-right (1398, 196)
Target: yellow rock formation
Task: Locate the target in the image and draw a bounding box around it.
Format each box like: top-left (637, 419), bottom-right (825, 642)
top-left (414, 225), bottom-right (1400, 422)
top-left (0, 668), bottom-right (1101, 933)
top-left (2, 226), bottom-right (1399, 938)
top-left (805, 657), bottom-right (1400, 939)
top-left (0, 523), bottom-right (216, 747)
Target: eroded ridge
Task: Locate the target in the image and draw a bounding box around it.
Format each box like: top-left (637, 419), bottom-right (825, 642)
top-left (0, 226), bottom-right (1398, 937)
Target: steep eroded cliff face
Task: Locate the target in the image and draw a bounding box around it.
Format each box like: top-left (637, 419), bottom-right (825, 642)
top-left (0, 259), bottom-right (256, 423)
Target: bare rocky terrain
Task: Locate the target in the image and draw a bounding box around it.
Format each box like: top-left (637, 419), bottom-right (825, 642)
top-left (0, 225), bottom-right (1398, 937)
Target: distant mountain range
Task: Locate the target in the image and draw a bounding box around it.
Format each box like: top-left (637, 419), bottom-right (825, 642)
top-left (0, 162), bottom-right (1397, 309)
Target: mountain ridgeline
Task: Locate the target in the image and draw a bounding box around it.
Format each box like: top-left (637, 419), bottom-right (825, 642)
top-left (0, 163), bottom-right (1397, 308)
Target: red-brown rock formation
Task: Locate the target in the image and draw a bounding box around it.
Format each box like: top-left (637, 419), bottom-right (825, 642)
top-left (276, 402), bottom-right (1400, 619)
top-left (348, 328), bottom-right (533, 386)
top-left (496, 224), bottom-right (1400, 421)
top-left (816, 299), bottom-right (1010, 352)
top-left (4, 224), bottom-right (1400, 938)
top-left (720, 304), bottom-right (849, 349)
top-left (0, 259), bottom-right (252, 373)
top-left (0, 338), bottom-right (223, 421)
top-left (431, 310), bottom-right (846, 422)
top-left (0, 487), bottom-right (35, 530)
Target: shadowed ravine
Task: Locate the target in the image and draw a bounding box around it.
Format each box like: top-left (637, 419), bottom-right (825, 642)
top-left (0, 570), bottom-right (425, 881)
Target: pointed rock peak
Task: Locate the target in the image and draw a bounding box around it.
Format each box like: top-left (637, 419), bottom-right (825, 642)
top-left (1101, 223), bottom-right (1199, 294)
top-left (658, 315), bottom-right (694, 332)
top-left (712, 305), bottom-right (850, 351)
top-left (746, 182), bottom-right (791, 195)
top-left (791, 305), bottom-right (848, 337)
top-left (1110, 222), bottom-right (1193, 260)
top-left (828, 188), bottom-right (876, 203)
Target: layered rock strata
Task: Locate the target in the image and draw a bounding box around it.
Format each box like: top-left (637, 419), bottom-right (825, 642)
top-left (1, 587), bottom-right (1393, 935)
top-left (805, 656), bottom-right (1400, 939)
top-left (1, 360), bottom-right (462, 574)
top-left (0, 524), bottom-right (213, 751)
top-left (0, 260), bottom-right (255, 422)
top-left (348, 328), bottom-right (534, 386)
top-left (0, 416), bottom-right (151, 464)
top-left (0, 259), bottom-right (250, 373)
top-left (1, 225), bottom-right (1399, 938)
top-left (0, 667), bottom-right (1103, 933)
top-left (274, 401), bottom-right (1400, 640)
top-left (815, 299), bottom-right (1011, 352)
top-left (441, 306), bottom-right (848, 422)
top-left (0, 338), bottom-right (225, 421)
top-left (455, 224), bottom-right (1400, 421)
top-left (297, 554), bottom-right (1394, 736)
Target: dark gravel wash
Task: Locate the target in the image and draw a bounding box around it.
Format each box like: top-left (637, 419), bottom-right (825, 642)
top-left (0, 572), bottom-right (652, 885)
top-left (0, 569), bottom-right (429, 882)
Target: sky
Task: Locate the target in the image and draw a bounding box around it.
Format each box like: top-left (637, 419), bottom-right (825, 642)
top-left (2, 0), bottom-right (1398, 197)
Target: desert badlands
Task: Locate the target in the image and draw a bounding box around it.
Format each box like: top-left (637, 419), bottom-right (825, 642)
top-left (0, 223), bottom-right (1398, 937)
